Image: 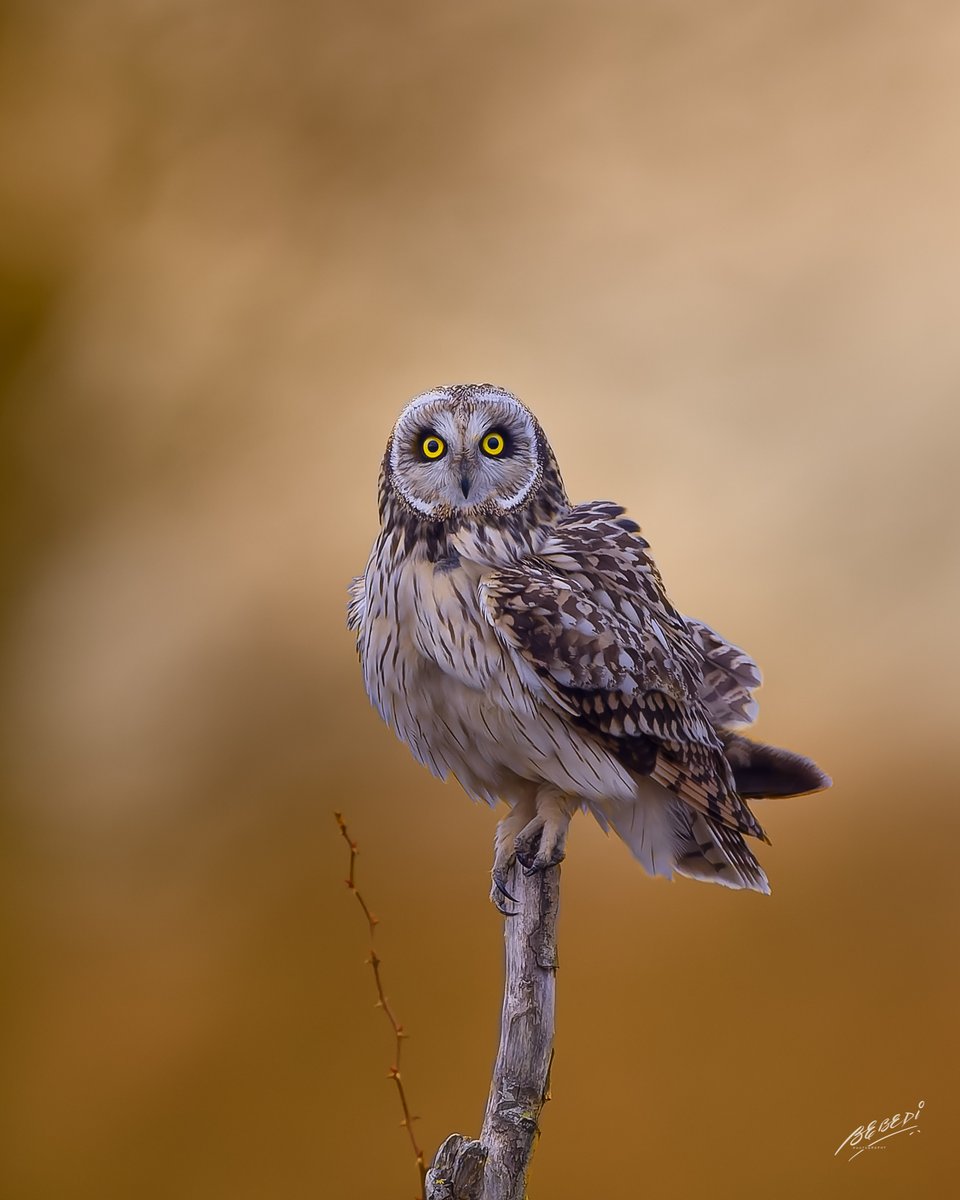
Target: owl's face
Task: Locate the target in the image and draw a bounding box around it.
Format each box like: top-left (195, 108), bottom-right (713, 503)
top-left (384, 385), bottom-right (551, 518)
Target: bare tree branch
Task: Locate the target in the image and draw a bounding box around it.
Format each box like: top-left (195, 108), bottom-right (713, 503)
top-left (427, 862), bottom-right (560, 1200)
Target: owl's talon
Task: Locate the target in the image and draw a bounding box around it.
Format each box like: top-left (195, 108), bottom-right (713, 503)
top-left (490, 880), bottom-right (519, 917)
top-left (491, 804), bottom-right (535, 913)
top-left (490, 859), bottom-right (520, 914)
top-left (492, 875), bottom-right (518, 904)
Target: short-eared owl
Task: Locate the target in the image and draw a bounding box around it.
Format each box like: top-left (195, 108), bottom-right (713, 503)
top-left (349, 384), bottom-right (829, 906)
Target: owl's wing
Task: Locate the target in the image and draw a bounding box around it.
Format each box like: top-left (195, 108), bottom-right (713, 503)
top-left (543, 501), bottom-right (762, 727)
top-left (686, 617), bottom-right (761, 729)
top-left (480, 501), bottom-right (767, 841)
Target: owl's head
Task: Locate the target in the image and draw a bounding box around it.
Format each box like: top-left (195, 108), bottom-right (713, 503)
top-left (381, 384), bottom-right (565, 521)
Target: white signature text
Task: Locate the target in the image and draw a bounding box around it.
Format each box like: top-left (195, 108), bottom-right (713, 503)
top-left (834, 1099), bottom-right (925, 1161)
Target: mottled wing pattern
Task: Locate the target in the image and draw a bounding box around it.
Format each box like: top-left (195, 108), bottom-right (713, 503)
top-left (481, 501), bottom-right (767, 842)
top-left (688, 618), bottom-right (761, 728)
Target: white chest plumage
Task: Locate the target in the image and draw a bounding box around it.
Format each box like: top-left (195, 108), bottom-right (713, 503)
top-left (358, 527), bottom-right (639, 810)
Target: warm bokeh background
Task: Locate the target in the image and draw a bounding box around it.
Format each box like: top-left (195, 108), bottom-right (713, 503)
top-left (2, 2), bottom-right (957, 1197)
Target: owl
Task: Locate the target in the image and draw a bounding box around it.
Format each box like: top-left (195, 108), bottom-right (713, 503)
top-left (349, 384), bottom-right (829, 908)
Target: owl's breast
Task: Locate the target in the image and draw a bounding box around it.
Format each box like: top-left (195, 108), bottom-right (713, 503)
top-left (405, 557), bottom-right (512, 689)
top-left (367, 552), bottom-right (527, 712)
top-left (359, 545), bottom-right (637, 807)
top-left (359, 552), bottom-right (520, 775)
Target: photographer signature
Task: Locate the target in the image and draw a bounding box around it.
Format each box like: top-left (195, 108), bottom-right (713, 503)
top-left (834, 1099), bottom-right (925, 1161)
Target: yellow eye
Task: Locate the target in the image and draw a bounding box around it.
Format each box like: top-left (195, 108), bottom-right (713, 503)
top-left (481, 431), bottom-right (506, 457)
top-left (421, 434), bottom-right (446, 459)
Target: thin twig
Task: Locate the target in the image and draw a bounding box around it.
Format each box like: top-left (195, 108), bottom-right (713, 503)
top-left (334, 811), bottom-right (427, 1199)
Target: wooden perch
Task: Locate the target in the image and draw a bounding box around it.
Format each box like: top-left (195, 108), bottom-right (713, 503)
top-left (426, 862), bottom-right (560, 1200)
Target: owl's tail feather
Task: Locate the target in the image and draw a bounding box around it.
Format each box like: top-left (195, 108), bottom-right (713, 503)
top-left (721, 732), bottom-right (832, 799)
top-left (598, 787), bottom-right (769, 893)
top-left (601, 735), bottom-right (830, 894)
top-left (672, 808), bottom-right (771, 895)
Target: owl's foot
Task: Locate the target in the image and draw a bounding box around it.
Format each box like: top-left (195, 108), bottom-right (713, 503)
top-left (514, 811), bottom-right (568, 875)
top-left (490, 803), bottom-right (535, 915)
top-left (490, 793), bottom-right (569, 909)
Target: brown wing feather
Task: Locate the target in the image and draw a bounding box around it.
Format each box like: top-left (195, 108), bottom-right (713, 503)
top-left (482, 501), bottom-right (767, 841)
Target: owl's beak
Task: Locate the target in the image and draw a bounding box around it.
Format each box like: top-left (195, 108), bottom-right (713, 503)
top-left (460, 475), bottom-right (472, 500)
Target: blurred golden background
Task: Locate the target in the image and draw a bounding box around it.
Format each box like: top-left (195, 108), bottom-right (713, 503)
top-left (1, 2), bottom-right (957, 1197)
